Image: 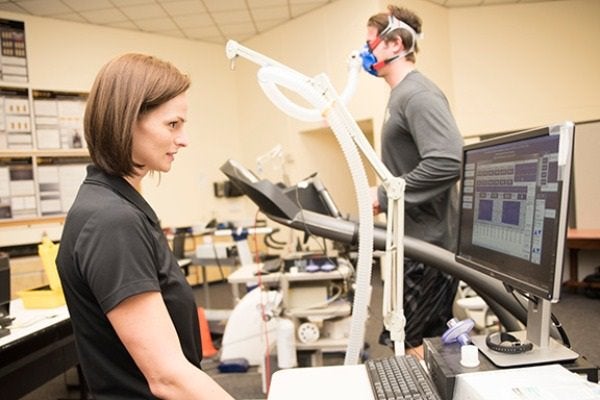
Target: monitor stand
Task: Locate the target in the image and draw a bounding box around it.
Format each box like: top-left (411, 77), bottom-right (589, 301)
top-left (472, 297), bottom-right (579, 367)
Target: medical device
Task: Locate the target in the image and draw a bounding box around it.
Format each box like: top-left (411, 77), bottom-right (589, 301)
top-left (455, 122), bottom-right (578, 367)
top-left (225, 40), bottom-right (407, 362)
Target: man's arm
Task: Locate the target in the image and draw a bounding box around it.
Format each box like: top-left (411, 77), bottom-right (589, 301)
top-left (399, 90), bottom-right (462, 208)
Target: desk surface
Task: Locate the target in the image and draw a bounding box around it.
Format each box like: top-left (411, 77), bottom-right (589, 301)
top-left (1, 299), bottom-right (77, 400)
top-left (0, 299), bottom-right (69, 347)
top-left (567, 228), bottom-right (600, 241)
top-left (268, 364), bottom-right (374, 400)
top-left (267, 361), bottom-right (600, 400)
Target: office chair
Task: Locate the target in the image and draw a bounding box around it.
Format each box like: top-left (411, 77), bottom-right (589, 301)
top-left (172, 231), bottom-right (192, 276)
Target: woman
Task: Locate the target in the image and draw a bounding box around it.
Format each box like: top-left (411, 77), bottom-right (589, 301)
top-left (57, 53), bottom-right (234, 399)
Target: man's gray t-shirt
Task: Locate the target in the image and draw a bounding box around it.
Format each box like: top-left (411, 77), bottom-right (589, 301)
top-left (378, 70), bottom-right (463, 251)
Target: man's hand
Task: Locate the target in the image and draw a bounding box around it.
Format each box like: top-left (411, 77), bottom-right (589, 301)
top-left (371, 186), bottom-right (381, 215)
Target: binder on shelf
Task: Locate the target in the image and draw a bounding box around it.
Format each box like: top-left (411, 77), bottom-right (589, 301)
top-left (0, 157), bottom-right (36, 219)
top-left (0, 86), bottom-right (32, 150)
top-left (37, 157), bottom-right (88, 216)
top-left (33, 90), bottom-right (87, 150)
top-left (0, 18), bottom-right (28, 83)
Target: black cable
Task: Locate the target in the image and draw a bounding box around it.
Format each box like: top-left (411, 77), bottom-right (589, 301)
top-left (264, 235), bottom-right (285, 250)
top-left (266, 228), bottom-right (286, 245)
top-left (264, 229), bottom-right (286, 250)
top-left (507, 287), bottom-right (571, 348)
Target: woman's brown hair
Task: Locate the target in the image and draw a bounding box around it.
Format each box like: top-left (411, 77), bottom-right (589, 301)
top-left (84, 53), bottom-right (191, 177)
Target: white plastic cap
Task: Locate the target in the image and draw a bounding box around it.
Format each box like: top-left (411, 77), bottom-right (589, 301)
top-left (460, 344), bottom-right (480, 368)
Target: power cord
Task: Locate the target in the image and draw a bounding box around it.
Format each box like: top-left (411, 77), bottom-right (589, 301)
top-left (506, 286), bottom-right (571, 348)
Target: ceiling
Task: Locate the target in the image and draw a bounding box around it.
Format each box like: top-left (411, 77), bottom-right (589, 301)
top-left (0, 0), bottom-right (566, 46)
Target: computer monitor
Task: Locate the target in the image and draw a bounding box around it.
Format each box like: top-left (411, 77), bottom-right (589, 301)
top-left (455, 121), bottom-right (578, 367)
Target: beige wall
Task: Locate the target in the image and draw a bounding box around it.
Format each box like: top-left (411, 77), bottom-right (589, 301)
top-left (572, 120), bottom-right (600, 229)
top-left (448, 0), bottom-right (600, 135)
top-left (0, 10), bottom-right (242, 237)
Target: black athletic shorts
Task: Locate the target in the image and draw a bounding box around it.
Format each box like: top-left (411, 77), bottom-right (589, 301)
top-left (402, 257), bottom-right (458, 348)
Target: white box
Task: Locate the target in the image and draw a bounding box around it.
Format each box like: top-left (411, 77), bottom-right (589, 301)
top-left (454, 363), bottom-right (600, 400)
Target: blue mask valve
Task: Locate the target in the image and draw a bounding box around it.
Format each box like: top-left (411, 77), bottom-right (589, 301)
top-left (359, 44), bottom-right (379, 77)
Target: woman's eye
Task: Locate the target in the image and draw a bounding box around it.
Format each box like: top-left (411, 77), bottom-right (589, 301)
top-left (169, 121), bottom-right (178, 128)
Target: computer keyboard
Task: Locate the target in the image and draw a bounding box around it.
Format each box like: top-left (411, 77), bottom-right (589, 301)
top-left (365, 354), bottom-right (442, 400)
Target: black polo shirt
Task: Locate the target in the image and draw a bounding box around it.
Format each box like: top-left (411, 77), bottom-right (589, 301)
top-left (57, 165), bottom-right (201, 399)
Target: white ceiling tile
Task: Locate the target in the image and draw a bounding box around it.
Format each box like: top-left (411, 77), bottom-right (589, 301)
top-left (288, 0), bottom-right (328, 5)
top-left (109, 0), bottom-right (154, 5)
top-left (104, 20), bottom-right (139, 29)
top-left (220, 22), bottom-right (256, 36)
top-left (135, 17), bottom-right (178, 31)
top-left (120, 4), bottom-right (168, 20)
top-left (47, 12), bottom-right (87, 23)
top-left (251, 6), bottom-right (289, 21)
top-left (201, 0), bottom-right (246, 12)
top-left (248, 0), bottom-right (287, 6)
top-left (233, 33), bottom-right (254, 42)
top-left (0, 3), bottom-right (28, 13)
top-left (160, 0), bottom-right (206, 16)
top-left (16, 0), bottom-right (71, 16)
top-left (172, 13), bottom-right (213, 29)
top-left (160, 29), bottom-right (186, 39)
top-left (255, 18), bottom-right (287, 32)
top-left (80, 8), bottom-right (128, 24)
top-left (290, 3), bottom-right (321, 18)
top-left (189, 35), bottom-right (222, 44)
top-left (182, 25), bottom-right (220, 37)
top-left (61, 0), bottom-right (113, 12)
top-left (444, 0), bottom-right (484, 6)
top-left (483, 0), bottom-right (519, 4)
top-left (211, 10), bottom-right (252, 25)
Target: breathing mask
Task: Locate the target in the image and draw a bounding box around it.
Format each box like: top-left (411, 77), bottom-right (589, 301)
top-left (359, 15), bottom-right (421, 77)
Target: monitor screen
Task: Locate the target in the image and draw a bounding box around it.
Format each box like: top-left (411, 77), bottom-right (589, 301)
top-left (456, 122), bottom-right (574, 302)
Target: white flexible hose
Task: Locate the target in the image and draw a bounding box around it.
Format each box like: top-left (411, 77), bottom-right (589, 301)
top-left (258, 67), bottom-right (322, 122)
top-left (325, 103), bottom-right (374, 365)
top-left (339, 50), bottom-right (361, 105)
top-left (256, 66), bottom-right (374, 365)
